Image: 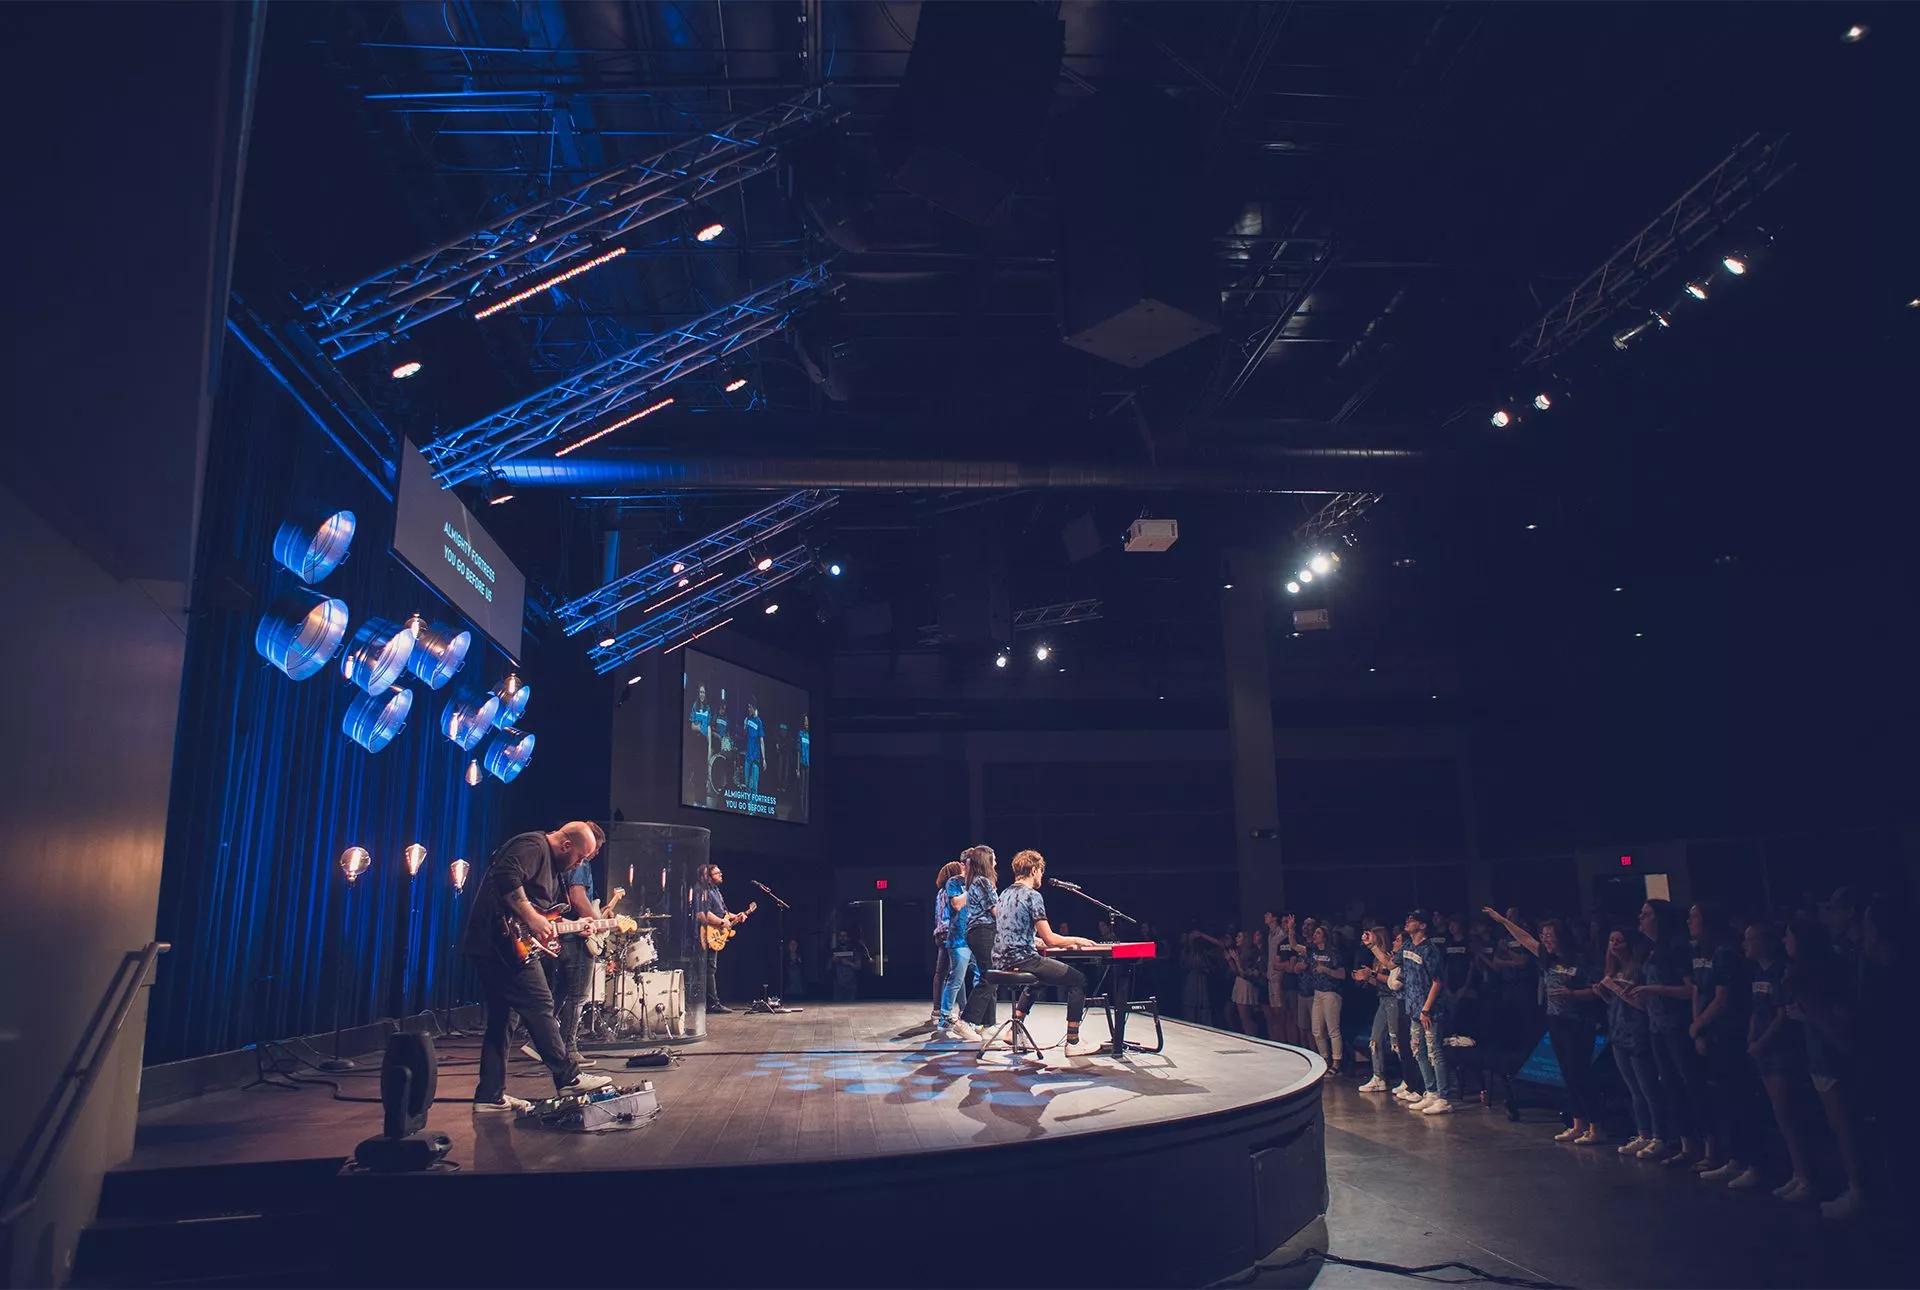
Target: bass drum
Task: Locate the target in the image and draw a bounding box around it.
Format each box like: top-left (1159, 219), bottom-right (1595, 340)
top-left (621, 932), bottom-right (658, 971)
top-left (708, 750), bottom-right (738, 794)
top-left (639, 968), bottom-right (686, 1037)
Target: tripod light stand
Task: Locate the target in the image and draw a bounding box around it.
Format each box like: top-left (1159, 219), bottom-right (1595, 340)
top-left (321, 846), bottom-right (373, 1071)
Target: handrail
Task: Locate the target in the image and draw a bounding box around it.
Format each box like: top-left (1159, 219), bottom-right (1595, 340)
top-left (0, 942), bottom-right (170, 1241)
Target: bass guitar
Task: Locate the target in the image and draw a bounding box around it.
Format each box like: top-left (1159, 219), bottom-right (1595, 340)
top-left (501, 903), bottom-right (637, 967)
top-left (699, 901), bottom-right (757, 953)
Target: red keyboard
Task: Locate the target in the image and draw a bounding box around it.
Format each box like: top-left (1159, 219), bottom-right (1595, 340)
top-left (1042, 941), bottom-right (1157, 960)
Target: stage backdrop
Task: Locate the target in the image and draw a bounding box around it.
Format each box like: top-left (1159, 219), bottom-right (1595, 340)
top-left (145, 354), bottom-right (593, 1063)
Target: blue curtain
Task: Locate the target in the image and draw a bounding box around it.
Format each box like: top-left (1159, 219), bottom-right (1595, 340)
top-left (147, 355), bottom-right (518, 1062)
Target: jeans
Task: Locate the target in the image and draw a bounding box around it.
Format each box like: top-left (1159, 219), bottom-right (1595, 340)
top-left (938, 934), bottom-right (977, 1021)
top-left (473, 951), bottom-right (578, 1102)
top-left (1310, 990), bottom-right (1345, 1064)
top-left (1411, 1011), bottom-right (1454, 1099)
top-left (1370, 996), bottom-right (1404, 1081)
top-left (959, 925), bottom-right (1000, 1027)
top-left (747, 757), bottom-right (761, 794)
top-left (1546, 1015), bottom-right (1598, 1122)
top-left (701, 944), bottom-right (723, 1008)
top-left (1615, 1044), bottom-right (1667, 1140)
top-left (1649, 1027), bottom-right (1704, 1141)
top-left (931, 931), bottom-right (950, 1014)
top-left (1704, 1036), bottom-right (1763, 1162)
top-left (542, 936), bottom-right (593, 1059)
top-left (1010, 954), bottom-right (1087, 1026)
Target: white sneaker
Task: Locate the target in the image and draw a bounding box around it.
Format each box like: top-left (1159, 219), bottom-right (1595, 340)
top-left (1357, 1077), bottom-right (1388, 1092)
top-left (1636, 1138), bottom-right (1674, 1161)
top-left (1421, 1097), bottom-right (1454, 1115)
top-left (1727, 1167), bottom-right (1765, 1191)
top-left (949, 1019), bottom-right (983, 1043)
top-left (1618, 1136), bottom-right (1649, 1156)
top-left (1819, 1189), bottom-right (1863, 1220)
top-left (558, 1073), bottom-right (612, 1095)
top-left (1699, 1160), bottom-right (1741, 1182)
top-left (1407, 1093), bottom-right (1434, 1110)
top-left (1391, 1083), bottom-right (1415, 1100)
top-left (473, 1093), bottom-right (533, 1114)
top-left (1773, 1176), bottom-right (1811, 1201)
top-left (930, 1026), bottom-right (953, 1041)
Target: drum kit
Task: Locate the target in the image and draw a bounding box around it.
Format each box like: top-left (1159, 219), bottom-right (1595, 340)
top-left (585, 913), bottom-right (687, 1040)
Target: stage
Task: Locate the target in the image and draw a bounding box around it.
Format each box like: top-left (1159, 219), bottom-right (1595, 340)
top-left (112, 1002), bottom-right (1326, 1287)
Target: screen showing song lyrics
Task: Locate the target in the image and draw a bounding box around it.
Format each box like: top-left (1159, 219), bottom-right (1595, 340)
top-left (391, 440), bottom-right (526, 659)
top-left (681, 649), bottom-right (810, 824)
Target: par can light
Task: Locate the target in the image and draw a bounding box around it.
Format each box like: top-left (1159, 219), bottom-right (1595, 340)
top-left (342, 685), bottom-right (414, 753)
top-left (255, 591), bottom-right (349, 681)
top-left (272, 510), bottom-right (357, 584)
top-left (483, 729), bottom-right (537, 783)
top-left (340, 618), bottom-right (416, 695)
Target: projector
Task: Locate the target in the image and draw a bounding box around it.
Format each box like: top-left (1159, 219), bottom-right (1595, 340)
top-left (1123, 518), bottom-right (1178, 552)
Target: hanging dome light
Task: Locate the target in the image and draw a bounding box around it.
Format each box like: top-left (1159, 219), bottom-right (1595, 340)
top-left (465, 758), bottom-right (483, 787)
top-left (441, 690), bottom-right (502, 752)
top-left (491, 673), bottom-right (531, 728)
top-left (404, 842), bottom-right (428, 877)
top-left (483, 729), bottom-right (537, 783)
top-left (272, 509), bottom-right (357, 584)
top-left (449, 858), bottom-right (471, 892)
top-left (255, 591), bottom-right (349, 680)
top-left (340, 618), bottom-right (416, 694)
top-left (342, 685), bottom-right (414, 753)
top-left (405, 620), bottom-right (473, 690)
top-left (337, 847), bottom-right (372, 883)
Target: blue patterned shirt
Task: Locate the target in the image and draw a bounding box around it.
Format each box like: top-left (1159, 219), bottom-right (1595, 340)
top-left (992, 884), bottom-right (1046, 968)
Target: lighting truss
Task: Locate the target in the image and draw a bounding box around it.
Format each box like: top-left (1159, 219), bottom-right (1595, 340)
top-left (590, 546), bottom-right (814, 673)
top-left (1011, 599), bottom-right (1104, 633)
top-left (555, 490), bottom-right (839, 638)
top-left (1294, 491), bottom-right (1382, 542)
top-left (1512, 132), bottom-right (1793, 366)
top-left (300, 91), bottom-right (839, 359)
top-left (424, 262), bottom-right (834, 486)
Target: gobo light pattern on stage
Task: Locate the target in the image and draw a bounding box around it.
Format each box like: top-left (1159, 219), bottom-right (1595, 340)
top-left (483, 729), bottom-right (536, 783)
top-left (255, 591), bottom-right (350, 680)
top-left (341, 685), bottom-right (414, 753)
top-left (491, 673), bottom-right (530, 728)
top-left (405, 620), bottom-right (472, 690)
top-left (440, 690), bottom-right (501, 751)
top-left (272, 510), bottom-right (357, 584)
top-left (339, 618), bottom-right (415, 694)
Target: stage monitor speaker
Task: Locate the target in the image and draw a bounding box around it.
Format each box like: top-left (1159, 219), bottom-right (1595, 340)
top-left (880, 1), bottom-right (1064, 225)
top-left (1054, 90), bottom-right (1220, 368)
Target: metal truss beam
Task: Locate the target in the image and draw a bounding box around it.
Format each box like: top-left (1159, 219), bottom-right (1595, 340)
top-left (1293, 491), bottom-right (1382, 542)
top-left (424, 262), bottom-right (834, 487)
top-left (590, 545), bottom-right (814, 672)
top-left (556, 490), bottom-right (837, 637)
top-left (1512, 133), bottom-right (1793, 367)
top-left (301, 91), bottom-right (838, 358)
top-left (1011, 599), bottom-right (1104, 633)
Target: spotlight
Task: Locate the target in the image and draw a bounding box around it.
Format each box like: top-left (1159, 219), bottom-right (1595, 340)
top-left (487, 490), bottom-right (515, 506)
top-left (464, 759), bottom-right (483, 787)
top-left (342, 685), bottom-right (414, 753)
top-left (440, 690), bottom-right (502, 752)
top-left (722, 373), bottom-right (749, 394)
top-left (994, 651), bottom-right (1009, 669)
top-left (677, 577), bottom-right (690, 588)
top-left (1533, 392), bottom-right (1553, 411)
top-left (404, 843), bottom-right (428, 877)
top-left (626, 674), bottom-right (643, 686)
top-left (598, 636), bottom-right (616, 649)
top-left (390, 360), bottom-right (422, 381)
top-left (338, 847), bottom-right (372, 882)
top-left (472, 244), bottom-right (628, 320)
top-left (1721, 254), bottom-right (1747, 276)
top-left (1490, 408), bottom-right (1512, 428)
top-left (1309, 553), bottom-right (1332, 575)
top-left (1034, 644), bottom-right (1051, 662)
top-left (1684, 281), bottom-right (1709, 301)
top-left (449, 859), bottom-right (470, 892)
top-left (1525, 523), bottom-right (1538, 531)
top-left (1653, 309), bottom-right (1672, 328)
top-left (672, 562), bottom-right (687, 574)
top-left (272, 509), bottom-right (357, 583)
top-left (404, 621), bottom-right (472, 690)
top-left (255, 591), bottom-right (349, 681)
top-left (689, 203), bottom-right (726, 243)
top-left (754, 554), bottom-right (774, 572)
top-left (828, 562), bottom-right (843, 577)
top-left (1223, 582), bottom-right (1233, 590)
top-left (483, 729), bottom-right (537, 783)
top-left (491, 673), bottom-right (530, 728)
top-left (1298, 570), bottom-right (1313, 584)
top-left (1285, 581), bottom-right (1300, 594)
top-left (764, 602), bottom-right (780, 615)
top-left (1841, 23), bottom-right (1868, 42)
top-left (340, 618), bottom-right (415, 694)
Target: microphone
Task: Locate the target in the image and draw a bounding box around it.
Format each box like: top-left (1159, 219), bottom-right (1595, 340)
top-left (1047, 878), bottom-right (1083, 892)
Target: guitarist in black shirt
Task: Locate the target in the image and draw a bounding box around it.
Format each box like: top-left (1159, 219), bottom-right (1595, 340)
top-left (463, 822), bottom-right (615, 1112)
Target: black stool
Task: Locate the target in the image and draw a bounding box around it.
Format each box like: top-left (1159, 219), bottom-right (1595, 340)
top-left (976, 970), bottom-right (1049, 1063)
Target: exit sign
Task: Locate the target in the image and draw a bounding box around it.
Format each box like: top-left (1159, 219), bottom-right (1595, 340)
top-left (1619, 855), bottom-right (1633, 867)
top-left (874, 878), bottom-right (888, 890)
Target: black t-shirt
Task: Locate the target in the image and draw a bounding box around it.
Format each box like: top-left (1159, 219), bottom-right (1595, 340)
top-left (462, 830), bottom-right (560, 957)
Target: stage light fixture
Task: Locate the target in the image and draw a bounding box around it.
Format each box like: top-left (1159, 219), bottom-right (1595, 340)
top-left (1653, 309), bottom-right (1672, 328)
top-left (340, 618), bottom-right (415, 694)
top-left (272, 509), bottom-right (357, 584)
top-left (994, 651), bottom-right (1009, 669)
top-left (255, 591), bottom-right (350, 681)
top-left (1685, 281), bottom-right (1709, 301)
top-left (1533, 392), bottom-right (1553, 411)
top-left (490, 673), bottom-right (531, 728)
top-left (404, 621), bottom-right (472, 690)
top-left (440, 690), bottom-right (502, 752)
top-left (764, 602), bottom-right (780, 615)
top-left (689, 203), bottom-right (726, 243)
top-left (450, 859), bottom-right (470, 892)
top-left (473, 244), bottom-right (627, 320)
top-left (1034, 643), bottom-right (1051, 662)
top-left (338, 847), bottom-right (372, 882)
top-left (753, 553), bottom-right (774, 572)
top-left (1309, 553), bottom-right (1332, 575)
top-left (483, 729), bottom-right (537, 783)
top-left (390, 360), bottom-right (422, 381)
top-left (722, 373), bottom-right (749, 394)
top-left (1223, 582), bottom-right (1233, 590)
top-left (677, 577), bottom-right (690, 588)
top-left (1489, 408), bottom-right (1512, 428)
top-left (342, 685), bottom-right (414, 753)
top-left (405, 843), bottom-right (428, 877)
top-left (554, 396), bottom-right (673, 457)
top-left (464, 758), bottom-right (483, 787)
top-left (626, 674), bottom-right (643, 686)
top-left (1298, 569), bottom-right (1314, 584)
top-left (1526, 523), bottom-right (1539, 530)
top-left (598, 636), bottom-right (616, 650)
top-left (828, 562), bottom-right (843, 577)
top-left (1722, 254), bottom-right (1748, 276)
top-left (1842, 23), bottom-right (1868, 42)
top-left (672, 562), bottom-right (687, 574)
top-left (1285, 580), bottom-right (1300, 594)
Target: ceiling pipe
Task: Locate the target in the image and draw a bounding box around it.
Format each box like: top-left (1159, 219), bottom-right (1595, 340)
top-left (495, 449), bottom-right (1425, 494)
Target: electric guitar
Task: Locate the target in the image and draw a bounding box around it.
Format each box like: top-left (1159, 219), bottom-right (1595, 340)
top-left (586, 888), bottom-right (627, 958)
top-left (699, 901), bottom-right (758, 953)
top-left (501, 903), bottom-right (637, 967)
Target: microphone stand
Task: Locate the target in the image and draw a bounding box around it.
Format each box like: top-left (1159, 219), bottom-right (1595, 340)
top-left (749, 880), bottom-right (796, 1013)
top-left (1049, 881), bottom-right (1138, 929)
top-left (1049, 881), bottom-right (1147, 1057)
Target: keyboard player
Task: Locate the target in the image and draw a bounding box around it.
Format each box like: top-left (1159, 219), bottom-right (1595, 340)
top-left (993, 850), bottom-right (1101, 1055)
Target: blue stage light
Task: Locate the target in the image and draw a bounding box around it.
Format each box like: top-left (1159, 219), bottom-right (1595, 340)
top-left (483, 729), bottom-right (537, 783)
top-left (255, 592), bottom-right (349, 680)
top-left (339, 618), bottom-right (415, 694)
top-left (342, 685), bottom-right (414, 753)
top-left (405, 619), bottom-right (472, 690)
top-left (440, 690), bottom-right (501, 752)
top-left (272, 510), bottom-right (356, 584)
top-left (491, 673), bottom-right (531, 728)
